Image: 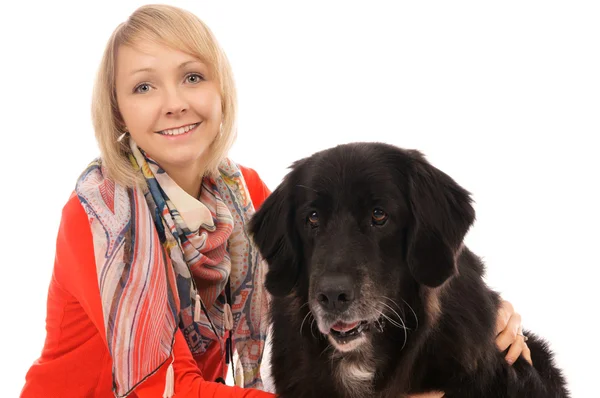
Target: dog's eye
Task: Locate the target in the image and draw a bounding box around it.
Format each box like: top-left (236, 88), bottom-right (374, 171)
top-left (372, 208), bottom-right (388, 225)
top-left (307, 211), bottom-right (320, 228)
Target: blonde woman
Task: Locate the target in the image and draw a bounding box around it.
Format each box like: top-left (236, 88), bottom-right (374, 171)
top-left (21, 4), bottom-right (529, 398)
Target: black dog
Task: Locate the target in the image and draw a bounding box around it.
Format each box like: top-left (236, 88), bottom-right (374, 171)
top-left (249, 142), bottom-right (569, 397)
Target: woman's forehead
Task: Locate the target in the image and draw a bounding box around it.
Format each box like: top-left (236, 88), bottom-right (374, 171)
top-left (115, 41), bottom-right (208, 77)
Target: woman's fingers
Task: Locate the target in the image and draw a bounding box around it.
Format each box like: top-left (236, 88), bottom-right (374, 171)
top-left (496, 310), bottom-right (521, 352)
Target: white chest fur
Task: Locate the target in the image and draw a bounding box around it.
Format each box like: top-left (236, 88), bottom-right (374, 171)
top-left (335, 356), bottom-right (376, 397)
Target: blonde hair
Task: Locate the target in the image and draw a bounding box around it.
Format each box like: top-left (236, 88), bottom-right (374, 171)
top-left (92, 4), bottom-right (237, 186)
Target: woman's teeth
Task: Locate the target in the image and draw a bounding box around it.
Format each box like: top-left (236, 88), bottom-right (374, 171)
top-left (159, 123), bottom-right (198, 136)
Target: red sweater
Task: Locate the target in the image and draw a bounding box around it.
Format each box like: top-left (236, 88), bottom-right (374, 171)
top-left (21, 166), bottom-right (276, 398)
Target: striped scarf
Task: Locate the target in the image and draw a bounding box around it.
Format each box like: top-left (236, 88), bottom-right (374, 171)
top-left (75, 141), bottom-right (268, 397)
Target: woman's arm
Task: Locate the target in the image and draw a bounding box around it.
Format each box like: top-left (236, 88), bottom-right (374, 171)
top-left (23, 194), bottom-right (275, 398)
top-left (134, 331), bottom-right (274, 397)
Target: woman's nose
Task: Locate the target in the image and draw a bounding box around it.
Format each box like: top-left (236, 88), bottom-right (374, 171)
top-left (163, 87), bottom-right (188, 115)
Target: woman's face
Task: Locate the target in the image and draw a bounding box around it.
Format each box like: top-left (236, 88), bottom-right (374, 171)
top-left (115, 39), bottom-right (222, 175)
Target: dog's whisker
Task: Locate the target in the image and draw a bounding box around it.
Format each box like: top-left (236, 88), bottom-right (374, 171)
top-left (379, 301), bottom-right (410, 330)
top-left (380, 312), bottom-right (404, 329)
top-left (375, 316), bottom-right (384, 331)
top-left (319, 343), bottom-right (332, 358)
top-left (381, 296), bottom-right (402, 310)
top-left (300, 310), bottom-right (312, 336)
top-left (366, 302), bottom-right (391, 324)
top-left (399, 297), bottom-right (419, 331)
top-left (400, 321), bottom-right (407, 351)
top-left (382, 295), bottom-right (409, 322)
top-left (329, 346), bottom-right (337, 370)
top-left (366, 302), bottom-right (406, 330)
top-left (310, 316), bottom-right (318, 339)
top-left (370, 301), bottom-right (404, 329)
top-left (379, 306), bottom-right (409, 350)
top-left (378, 300), bottom-right (412, 350)
top-left (377, 311), bottom-right (407, 351)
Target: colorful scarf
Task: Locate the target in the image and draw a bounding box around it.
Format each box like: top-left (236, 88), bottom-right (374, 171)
top-left (75, 141), bottom-right (268, 397)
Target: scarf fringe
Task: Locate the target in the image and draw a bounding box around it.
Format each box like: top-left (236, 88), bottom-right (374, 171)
top-left (194, 294), bottom-right (202, 323)
top-left (162, 353), bottom-right (175, 398)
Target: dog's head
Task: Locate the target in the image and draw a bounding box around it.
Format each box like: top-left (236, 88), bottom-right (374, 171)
top-left (249, 142), bottom-right (475, 352)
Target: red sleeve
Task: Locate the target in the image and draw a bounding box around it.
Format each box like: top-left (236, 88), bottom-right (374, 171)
top-left (22, 193), bottom-right (275, 398)
top-left (239, 165), bottom-right (271, 209)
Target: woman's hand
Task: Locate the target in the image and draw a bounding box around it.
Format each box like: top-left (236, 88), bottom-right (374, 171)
top-left (495, 299), bottom-right (532, 365)
top-left (408, 392), bottom-right (444, 398)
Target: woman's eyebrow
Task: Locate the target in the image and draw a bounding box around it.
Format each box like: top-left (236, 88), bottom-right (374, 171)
top-left (129, 60), bottom-right (203, 76)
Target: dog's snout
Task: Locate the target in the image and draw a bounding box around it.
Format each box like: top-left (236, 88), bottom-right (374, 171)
top-left (316, 274), bottom-right (355, 312)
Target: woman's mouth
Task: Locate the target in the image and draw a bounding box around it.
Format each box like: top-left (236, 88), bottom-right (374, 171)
top-left (157, 122), bottom-right (200, 137)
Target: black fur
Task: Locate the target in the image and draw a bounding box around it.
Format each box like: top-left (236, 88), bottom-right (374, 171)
top-left (249, 142), bottom-right (569, 398)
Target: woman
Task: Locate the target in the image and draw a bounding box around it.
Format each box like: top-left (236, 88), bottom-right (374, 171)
top-left (21, 4), bottom-right (529, 398)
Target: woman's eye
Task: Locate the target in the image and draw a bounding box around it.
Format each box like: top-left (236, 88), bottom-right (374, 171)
top-left (134, 83), bottom-right (151, 94)
top-left (372, 208), bottom-right (388, 225)
top-left (307, 211), bottom-right (319, 228)
top-left (186, 73), bottom-right (204, 84)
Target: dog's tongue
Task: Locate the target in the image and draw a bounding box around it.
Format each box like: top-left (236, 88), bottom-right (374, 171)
top-left (331, 321), bottom-right (360, 332)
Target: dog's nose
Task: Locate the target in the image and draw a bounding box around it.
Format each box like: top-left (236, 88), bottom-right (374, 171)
top-left (316, 274), bottom-right (355, 312)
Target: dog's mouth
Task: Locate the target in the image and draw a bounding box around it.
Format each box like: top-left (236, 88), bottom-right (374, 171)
top-left (325, 318), bottom-right (385, 351)
top-left (311, 300), bottom-right (387, 352)
top-left (329, 320), bottom-right (369, 342)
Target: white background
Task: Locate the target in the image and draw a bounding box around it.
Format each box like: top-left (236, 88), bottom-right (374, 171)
top-left (1, 1), bottom-right (598, 396)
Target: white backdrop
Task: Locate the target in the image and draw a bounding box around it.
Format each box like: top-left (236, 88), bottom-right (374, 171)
top-left (1, 1), bottom-right (598, 396)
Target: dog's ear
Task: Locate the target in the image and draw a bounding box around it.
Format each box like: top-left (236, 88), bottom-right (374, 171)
top-left (249, 174), bottom-right (301, 297)
top-left (404, 150), bottom-right (475, 287)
